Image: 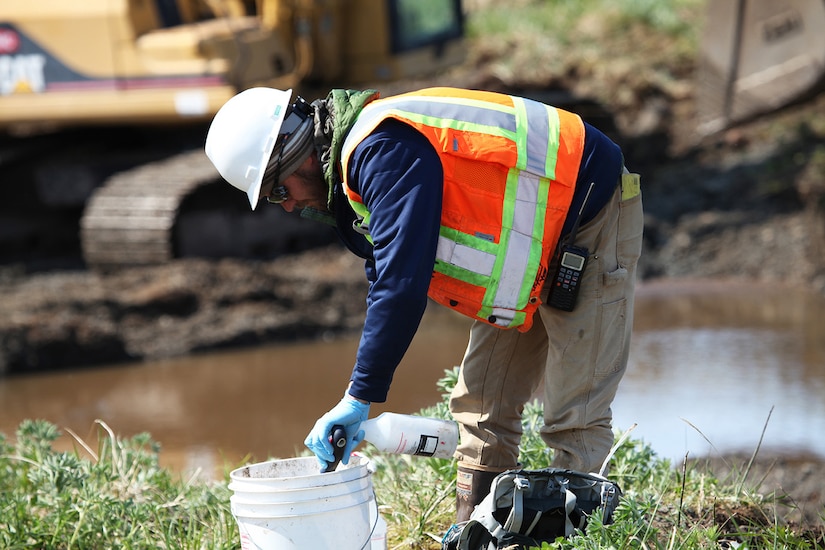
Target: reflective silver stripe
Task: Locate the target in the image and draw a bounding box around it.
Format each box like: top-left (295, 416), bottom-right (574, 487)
top-left (376, 97), bottom-right (516, 132)
top-left (491, 228), bottom-right (533, 307)
top-left (517, 97), bottom-right (554, 177)
top-left (436, 236), bottom-right (496, 277)
top-left (435, 236), bottom-right (454, 265)
top-left (489, 307), bottom-right (517, 326)
top-left (513, 173), bottom-right (540, 234)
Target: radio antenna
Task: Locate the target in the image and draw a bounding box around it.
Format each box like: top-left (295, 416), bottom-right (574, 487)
top-left (567, 181), bottom-right (595, 244)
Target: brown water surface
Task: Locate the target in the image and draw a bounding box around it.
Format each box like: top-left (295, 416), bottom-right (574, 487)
top-left (1, 279), bottom-right (823, 478)
top-left (0, 307), bottom-right (472, 477)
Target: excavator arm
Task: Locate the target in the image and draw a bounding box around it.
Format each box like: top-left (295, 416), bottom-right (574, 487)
top-left (697, 0), bottom-right (825, 135)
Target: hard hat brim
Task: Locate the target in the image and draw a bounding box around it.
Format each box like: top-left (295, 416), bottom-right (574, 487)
top-left (246, 88), bottom-right (293, 210)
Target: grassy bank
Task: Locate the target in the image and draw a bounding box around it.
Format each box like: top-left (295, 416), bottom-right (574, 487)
top-left (1, 369), bottom-right (822, 549)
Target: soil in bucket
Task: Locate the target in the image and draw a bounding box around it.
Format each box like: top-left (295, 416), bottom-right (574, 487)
top-left (229, 455), bottom-right (376, 550)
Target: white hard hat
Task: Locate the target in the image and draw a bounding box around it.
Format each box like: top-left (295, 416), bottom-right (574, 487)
top-left (205, 87), bottom-right (293, 210)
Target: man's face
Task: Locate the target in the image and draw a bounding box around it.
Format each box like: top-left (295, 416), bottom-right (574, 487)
top-left (261, 154), bottom-right (328, 213)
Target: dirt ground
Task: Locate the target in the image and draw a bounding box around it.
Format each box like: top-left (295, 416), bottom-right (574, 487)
top-left (690, 453), bottom-right (825, 532)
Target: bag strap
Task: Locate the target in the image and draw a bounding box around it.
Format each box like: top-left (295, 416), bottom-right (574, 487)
top-left (502, 476), bottom-right (529, 533)
top-left (562, 483), bottom-right (577, 537)
top-left (522, 508), bottom-right (543, 537)
top-left (455, 520), bottom-right (497, 550)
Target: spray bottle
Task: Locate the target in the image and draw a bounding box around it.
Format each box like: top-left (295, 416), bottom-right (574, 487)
top-left (323, 412), bottom-right (459, 473)
top-left (359, 412), bottom-right (458, 458)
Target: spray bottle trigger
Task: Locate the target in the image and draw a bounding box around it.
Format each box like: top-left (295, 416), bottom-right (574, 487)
top-left (321, 424), bottom-right (347, 473)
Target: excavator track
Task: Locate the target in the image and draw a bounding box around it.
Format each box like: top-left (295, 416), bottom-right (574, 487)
top-left (80, 149), bottom-right (219, 269)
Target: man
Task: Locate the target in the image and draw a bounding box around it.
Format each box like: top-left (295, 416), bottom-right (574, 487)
top-left (205, 86), bottom-right (643, 520)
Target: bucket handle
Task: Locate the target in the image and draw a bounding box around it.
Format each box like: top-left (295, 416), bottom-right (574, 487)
top-left (359, 491), bottom-right (380, 550)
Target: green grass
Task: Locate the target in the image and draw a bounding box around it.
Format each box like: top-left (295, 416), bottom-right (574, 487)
top-left (1, 368), bottom-right (822, 549)
top-left (0, 419), bottom-right (237, 550)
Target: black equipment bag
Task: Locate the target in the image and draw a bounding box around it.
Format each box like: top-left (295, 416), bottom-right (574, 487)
top-left (442, 468), bottom-right (621, 550)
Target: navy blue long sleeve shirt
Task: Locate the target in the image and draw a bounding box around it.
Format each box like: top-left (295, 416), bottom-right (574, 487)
top-left (340, 118), bottom-right (622, 403)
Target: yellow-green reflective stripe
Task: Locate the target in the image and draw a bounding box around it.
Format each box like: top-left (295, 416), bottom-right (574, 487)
top-left (434, 260), bottom-right (490, 288)
top-left (347, 197), bottom-right (374, 244)
top-left (494, 309), bottom-right (526, 327)
top-left (384, 95), bottom-right (512, 112)
top-left (438, 169), bottom-right (550, 318)
top-left (544, 105), bottom-right (561, 179)
top-left (512, 97), bottom-right (530, 171)
top-left (483, 170), bottom-right (552, 315)
top-left (343, 106), bottom-right (518, 157)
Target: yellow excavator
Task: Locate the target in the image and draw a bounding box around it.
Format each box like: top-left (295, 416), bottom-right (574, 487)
top-left (4, 0), bottom-right (822, 268)
top-left (0, 0), bottom-right (464, 268)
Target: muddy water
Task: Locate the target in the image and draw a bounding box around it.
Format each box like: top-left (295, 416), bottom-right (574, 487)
top-left (616, 279), bottom-right (825, 462)
top-left (1, 280), bottom-right (823, 478)
top-left (0, 306), bottom-right (472, 477)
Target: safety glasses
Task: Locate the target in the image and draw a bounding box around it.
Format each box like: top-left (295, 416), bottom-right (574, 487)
top-left (266, 184), bottom-right (288, 204)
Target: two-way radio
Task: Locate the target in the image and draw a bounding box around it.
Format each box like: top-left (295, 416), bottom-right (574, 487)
top-left (547, 182), bottom-right (594, 312)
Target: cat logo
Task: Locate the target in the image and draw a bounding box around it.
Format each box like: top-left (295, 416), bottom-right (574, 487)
top-left (0, 53), bottom-right (46, 95)
top-left (0, 27), bottom-right (47, 95)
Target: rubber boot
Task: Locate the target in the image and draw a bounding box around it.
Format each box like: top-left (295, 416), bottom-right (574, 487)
top-left (455, 465), bottom-right (502, 523)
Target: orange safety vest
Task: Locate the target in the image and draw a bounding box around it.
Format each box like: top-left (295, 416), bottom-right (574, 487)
top-left (340, 87), bottom-right (585, 331)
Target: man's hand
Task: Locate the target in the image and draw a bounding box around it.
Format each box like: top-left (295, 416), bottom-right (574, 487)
top-left (304, 395), bottom-right (370, 469)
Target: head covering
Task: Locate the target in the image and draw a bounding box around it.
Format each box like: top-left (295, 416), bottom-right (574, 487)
top-left (205, 88), bottom-right (315, 210)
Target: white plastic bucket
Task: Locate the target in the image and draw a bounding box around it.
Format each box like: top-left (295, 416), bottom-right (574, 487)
top-left (229, 455), bottom-right (377, 550)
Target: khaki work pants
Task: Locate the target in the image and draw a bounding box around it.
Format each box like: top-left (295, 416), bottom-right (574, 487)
top-left (450, 172), bottom-right (644, 475)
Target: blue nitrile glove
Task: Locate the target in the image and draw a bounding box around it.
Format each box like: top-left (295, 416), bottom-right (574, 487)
top-left (304, 395), bottom-right (370, 469)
